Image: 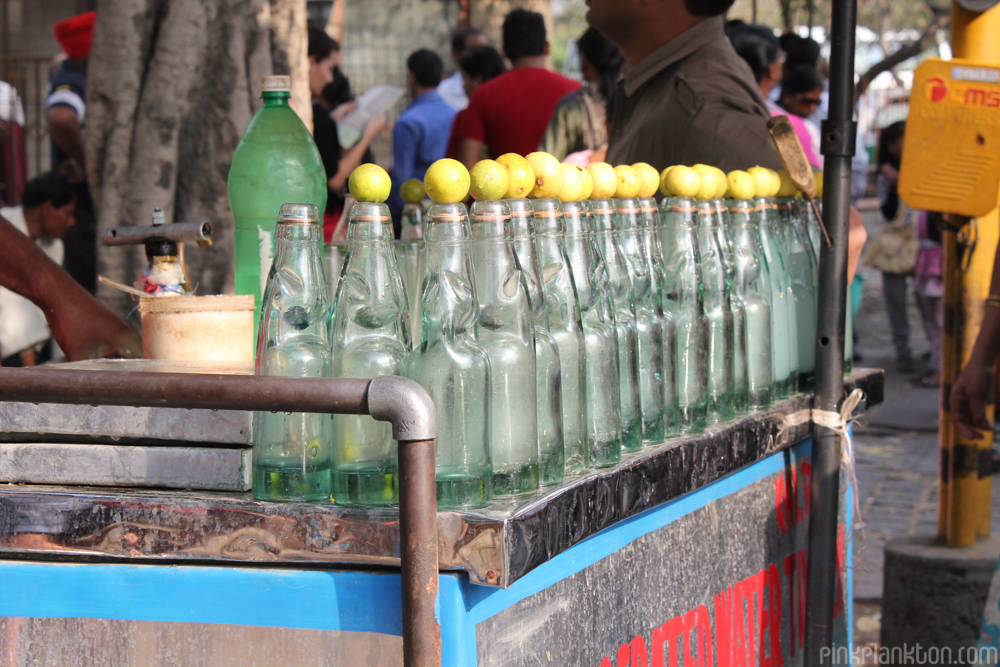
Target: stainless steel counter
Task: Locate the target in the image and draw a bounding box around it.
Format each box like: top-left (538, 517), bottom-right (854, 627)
top-left (0, 369), bottom-right (882, 588)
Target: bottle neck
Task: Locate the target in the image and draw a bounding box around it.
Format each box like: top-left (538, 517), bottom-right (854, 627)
top-left (262, 91), bottom-right (291, 107)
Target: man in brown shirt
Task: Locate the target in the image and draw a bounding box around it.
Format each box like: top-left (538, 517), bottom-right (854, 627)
top-left (589, 0), bottom-right (782, 173)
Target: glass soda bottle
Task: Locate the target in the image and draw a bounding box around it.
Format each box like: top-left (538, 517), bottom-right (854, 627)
top-left (509, 198), bottom-right (565, 486)
top-left (470, 200), bottom-right (539, 496)
top-left (589, 198), bottom-right (643, 452)
top-left (727, 199), bottom-right (773, 409)
top-left (401, 199), bottom-right (424, 241)
top-left (330, 201), bottom-right (411, 506)
top-left (638, 196), bottom-right (678, 435)
top-left (615, 197), bottom-right (665, 444)
top-left (695, 200), bottom-right (736, 425)
top-left (229, 76), bottom-right (327, 326)
top-left (714, 200), bottom-right (749, 415)
top-left (659, 197), bottom-right (708, 433)
top-left (756, 197), bottom-right (799, 396)
top-left (531, 198), bottom-right (587, 478)
top-left (408, 202), bottom-right (492, 509)
top-left (252, 203), bottom-right (333, 502)
top-left (562, 200), bottom-right (622, 468)
top-left (779, 198), bottom-right (818, 388)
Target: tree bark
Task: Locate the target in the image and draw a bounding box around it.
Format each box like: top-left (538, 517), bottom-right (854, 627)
top-left (87, 0), bottom-right (305, 318)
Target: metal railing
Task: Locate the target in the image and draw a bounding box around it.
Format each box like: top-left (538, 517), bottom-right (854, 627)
top-left (0, 367), bottom-right (442, 667)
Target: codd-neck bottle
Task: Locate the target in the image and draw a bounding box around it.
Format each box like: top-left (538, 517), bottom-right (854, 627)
top-left (615, 197), bottom-right (665, 444)
top-left (659, 197), bottom-right (707, 433)
top-left (714, 200), bottom-right (749, 414)
top-left (401, 200), bottom-right (424, 241)
top-left (509, 198), bottom-right (564, 486)
top-left (408, 202), bottom-right (491, 509)
top-left (470, 200), bottom-right (539, 496)
top-left (253, 203), bottom-right (333, 502)
top-left (330, 201), bottom-right (411, 506)
top-left (728, 199), bottom-right (773, 409)
top-left (779, 198), bottom-right (818, 388)
top-left (562, 200), bottom-right (621, 467)
top-left (532, 197), bottom-right (587, 474)
top-left (394, 239), bottom-right (424, 350)
top-left (589, 198), bottom-right (642, 452)
top-left (639, 196), bottom-right (678, 435)
top-left (755, 197), bottom-right (797, 397)
top-left (696, 200), bottom-right (735, 425)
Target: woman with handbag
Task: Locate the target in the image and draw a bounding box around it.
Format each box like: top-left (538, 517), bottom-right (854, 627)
top-left (865, 121), bottom-right (919, 373)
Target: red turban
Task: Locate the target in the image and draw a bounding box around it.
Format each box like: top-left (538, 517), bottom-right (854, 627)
top-left (53, 11), bottom-right (96, 60)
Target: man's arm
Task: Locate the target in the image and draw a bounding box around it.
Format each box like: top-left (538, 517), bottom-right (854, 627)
top-left (0, 215), bottom-right (141, 361)
top-left (46, 106), bottom-right (86, 182)
top-left (457, 138), bottom-right (485, 172)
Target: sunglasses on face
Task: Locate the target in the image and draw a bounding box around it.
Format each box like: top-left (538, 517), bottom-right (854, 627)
top-left (795, 94), bottom-right (822, 106)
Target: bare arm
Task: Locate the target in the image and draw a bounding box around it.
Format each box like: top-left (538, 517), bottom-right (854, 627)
top-left (46, 106), bottom-right (86, 183)
top-left (847, 205), bottom-right (866, 284)
top-left (0, 215), bottom-right (141, 361)
top-left (327, 113), bottom-right (387, 192)
top-left (458, 138), bottom-right (485, 172)
top-left (951, 225), bottom-right (1000, 439)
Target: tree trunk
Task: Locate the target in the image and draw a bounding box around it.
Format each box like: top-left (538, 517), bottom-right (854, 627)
top-left (268, 0), bottom-right (311, 128)
top-left (87, 0), bottom-right (305, 318)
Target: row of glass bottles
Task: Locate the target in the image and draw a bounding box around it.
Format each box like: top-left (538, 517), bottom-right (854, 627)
top-left (254, 193), bottom-right (822, 509)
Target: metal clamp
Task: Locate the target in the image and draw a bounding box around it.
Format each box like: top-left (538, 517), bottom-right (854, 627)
top-left (820, 118), bottom-right (857, 158)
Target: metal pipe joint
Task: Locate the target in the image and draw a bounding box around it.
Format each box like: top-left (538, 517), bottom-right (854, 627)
top-left (367, 376), bottom-right (437, 442)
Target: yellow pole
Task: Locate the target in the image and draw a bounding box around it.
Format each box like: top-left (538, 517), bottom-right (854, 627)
top-left (941, 2), bottom-right (1000, 546)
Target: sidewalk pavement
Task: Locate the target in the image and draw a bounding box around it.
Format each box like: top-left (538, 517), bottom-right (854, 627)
top-left (848, 209), bottom-right (1000, 653)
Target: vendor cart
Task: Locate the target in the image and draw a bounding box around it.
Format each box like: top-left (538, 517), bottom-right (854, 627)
top-left (0, 362), bottom-right (881, 666)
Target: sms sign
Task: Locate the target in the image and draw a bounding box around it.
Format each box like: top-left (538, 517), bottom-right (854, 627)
top-left (899, 58), bottom-right (1000, 217)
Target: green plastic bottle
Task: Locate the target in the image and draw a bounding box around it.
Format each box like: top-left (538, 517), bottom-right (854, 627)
top-left (228, 75), bottom-right (327, 325)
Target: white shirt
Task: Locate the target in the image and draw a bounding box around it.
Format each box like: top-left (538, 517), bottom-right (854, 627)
top-left (0, 206), bottom-right (63, 358)
top-left (0, 81), bottom-right (25, 126)
top-left (437, 71), bottom-right (468, 111)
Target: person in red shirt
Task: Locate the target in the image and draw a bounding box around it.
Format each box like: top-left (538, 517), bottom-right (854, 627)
top-left (456, 9), bottom-right (580, 168)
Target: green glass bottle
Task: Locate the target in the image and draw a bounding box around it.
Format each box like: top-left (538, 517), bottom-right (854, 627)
top-left (252, 204), bottom-right (333, 502)
top-left (509, 198), bottom-right (565, 486)
top-left (779, 198), bottom-right (818, 389)
top-left (727, 199), bottom-right (774, 410)
top-left (590, 198), bottom-right (643, 452)
top-left (659, 197), bottom-right (708, 433)
top-left (330, 201), bottom-right (412, 507)
top-left (408, 202), bottom-right (492, 509)
top-left (615, 197), bottom-right (665, 445)
top-left (532, 198), bottom-right (587, 474)
top-left (470, 200), bottom-right (539, 496)
top-left (638, 197), bottom-right (679, 435)
top-left (714, 200), bottom-right (749, 415)
top-left (756, 198), bottom-right (799, 396)
top-left (562, 200), bottom-right (622, 469)
top-left (228, 76), bottom-right (327, 326)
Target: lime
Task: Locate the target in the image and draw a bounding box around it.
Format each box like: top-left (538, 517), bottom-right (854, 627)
top-left (400, 178), bottom-right (426, 204)
top-left (348, 163), bottom-right (392, 203)
top-left (711, 166), bottom-right (729, 198)
top-left (726, 170), bottom-right (756, 199)
top-left (558, 163), bottom-right (584, 202)
top-left (424, 158), bottom-right (471, 204)
top-left (613, 165), bottom-right (641, 198)
top-left (632, 162), bottom-right (660, 198)
top-left (813, 169), bottom-right (824, 198)
top-left (496, 153), bottom-right (535, 198)
top-left (578, 165), bottom-right (594, 200)
top-left (586, 162), bottom-right (617, 199)
top-left (663, 165), bottom-right (700, 198)
top-left (659, 166), bottom-right (676, 196)
top-left (526, 152), bottom-right (564, 198)
top-left (777, 169), bottom-right (798, 197)
top-left (766, 169), bottom-right (782, 197)
top-left (470, 159), bottom-right (510, 201)
top-left (747, 166), bottom-right (772, 199)
top-left (692, 164), bottom-right (720, 200)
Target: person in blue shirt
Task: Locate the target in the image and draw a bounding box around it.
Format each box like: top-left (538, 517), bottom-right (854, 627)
top-left (388, 49), bottom-right (456, 231)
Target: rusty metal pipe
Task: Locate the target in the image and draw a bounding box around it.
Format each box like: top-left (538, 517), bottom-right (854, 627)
top-left (0, 367), bottom-right (441, 667)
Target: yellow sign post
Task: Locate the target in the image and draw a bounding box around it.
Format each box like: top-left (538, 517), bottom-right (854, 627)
top-left (900, 49), bottom-right (1000, 547)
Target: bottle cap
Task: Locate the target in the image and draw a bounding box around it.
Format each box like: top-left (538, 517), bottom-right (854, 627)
top-left (277, 203), bottom-right (319, 224)
top-left (261, 75), bottom-right (291, 92)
